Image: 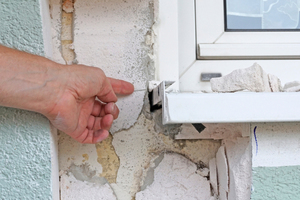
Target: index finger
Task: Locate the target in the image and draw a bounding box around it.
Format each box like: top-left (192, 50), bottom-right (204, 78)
top-left (108, 78), bottom-right (134, 95)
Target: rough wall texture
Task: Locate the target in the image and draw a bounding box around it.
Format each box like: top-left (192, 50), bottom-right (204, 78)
top-left (252, 166), bottom-right (300, 200)
top-left (0, 0), bottom-right (44, 55)
top-left (0, 1), bottom-right (52, 199)
top-left (0, 108), bottom-right (52, 199)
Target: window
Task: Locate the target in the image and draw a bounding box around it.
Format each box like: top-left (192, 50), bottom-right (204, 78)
top-left (156, 0), bottom-right (300, 124)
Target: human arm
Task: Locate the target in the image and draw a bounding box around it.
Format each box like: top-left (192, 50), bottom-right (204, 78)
top-left (0, 45), bottom-right (134, 143)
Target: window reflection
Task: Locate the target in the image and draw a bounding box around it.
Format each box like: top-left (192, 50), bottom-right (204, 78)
top-left (226, 0), bottom-right (300, 30)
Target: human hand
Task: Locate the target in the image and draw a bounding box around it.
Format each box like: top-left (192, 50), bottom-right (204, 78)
top-left (45, 64), bottom-right (134, 144)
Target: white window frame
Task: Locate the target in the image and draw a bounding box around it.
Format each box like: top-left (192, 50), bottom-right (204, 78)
top-left (196, 0), bottom-right (300, 59)
top-left (157, 0), bottom-right (300, 124)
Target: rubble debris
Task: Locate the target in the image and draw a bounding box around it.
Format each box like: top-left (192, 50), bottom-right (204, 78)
top-left (283, 81), bottom-right (300, 92)
top-left (210, 63), bottom-right (283, 93)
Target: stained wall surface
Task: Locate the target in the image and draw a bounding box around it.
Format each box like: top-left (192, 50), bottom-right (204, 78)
top-left (0, 1), bottom-right (53, 199)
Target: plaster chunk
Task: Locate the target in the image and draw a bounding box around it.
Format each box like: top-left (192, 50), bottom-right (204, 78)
top-left (216, 146), bottom-right (228, 200)
top-left (135, 153), bottom-right (212, 200)
top-left (209, 158), bottom-right (218, 196)
top-left (268, 74), bottom-right (282, 92)
top-left (210, 63), bottom-right (271, 93)
top-left (224, 138), bottom-right (251, 200)
top-left (61, 172), bottom-right (116, 200)
top-left (283, 81), bottom-right (300, 92)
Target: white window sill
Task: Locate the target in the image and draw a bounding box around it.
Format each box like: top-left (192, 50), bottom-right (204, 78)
top-left (156, 0), bottom-right (300, 124)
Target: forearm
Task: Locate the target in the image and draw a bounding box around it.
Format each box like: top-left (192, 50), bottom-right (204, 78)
top-left (0, 45), bottom-right (66, 115)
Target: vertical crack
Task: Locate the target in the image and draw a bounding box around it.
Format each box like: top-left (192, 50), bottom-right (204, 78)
top-left (61, 0), bottom-right (75, 64)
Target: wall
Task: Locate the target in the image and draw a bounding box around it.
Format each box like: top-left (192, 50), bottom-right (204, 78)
top-left (0, 0), bottom-right (57, 199)
top-left (53, 0), bottom-right (222, 199)
top-left (1, 0), bottom-right (299, 199)
top-left (54, 1), bottom-right (300, 200)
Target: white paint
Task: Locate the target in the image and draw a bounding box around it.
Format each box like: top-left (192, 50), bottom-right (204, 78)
top-left (224, 138), bottom-right (251, 200)
top-left (73, 0), bottom-right (154, 132)
top-left (216, 146), bottom-right (228, 200)
top-left (61, 173), bottom-right (116, 200)
top-left (135, 153), bottom-right (212, 200)
top-left (252, 123), bottom-right (300, 167)
top-left (176, 123), bottom-right (249, 140)
top-left (210, 63), bottom-right (271, 93)
top-left (209, 158), bottom-right (218, 196)
top-left (283, 81), bottom-right (300, 92)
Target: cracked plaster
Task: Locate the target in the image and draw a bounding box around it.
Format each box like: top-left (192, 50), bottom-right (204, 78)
top-left (112, 114), bottom-right (220, 198)
top-left (135, 153), bottom-right (212, 200)
top-left (58, 131), bottom-right (103, 175)
top-left (55, 1), bottom-right (221, 199)
top-left (61, 172), bottom-right (116, 200)
top-left (73, 0), bottom-right (155, 133)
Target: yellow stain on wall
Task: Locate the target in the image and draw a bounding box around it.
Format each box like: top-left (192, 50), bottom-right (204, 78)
top-left (82, 154), bottom-right (89, 162)
top-left (96, 134), bottom-right (120, 184)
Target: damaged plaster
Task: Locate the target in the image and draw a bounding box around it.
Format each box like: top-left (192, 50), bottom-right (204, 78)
top-left (61, 172), bottom-right (116, 200)
top-left (73, 0), bottom-right (155, 132)
top-left (96, 134), bottom-right (120, 184)
top-left (58, 131), bottom-right (103, 175)
top-left (112, 114), bottom-right (220, 198)
top-left (135, 153), bottom-right (212, 200)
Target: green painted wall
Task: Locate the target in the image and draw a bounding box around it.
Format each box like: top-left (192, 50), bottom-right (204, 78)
top-left (252, 166), bottom-right (300, 200)
top-left (0, 0), bottom-right (52, 199)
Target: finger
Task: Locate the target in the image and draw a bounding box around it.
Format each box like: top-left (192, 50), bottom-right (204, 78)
top-left (91, 101), bottom-right (103, 116)
top-left (93, 114), bottom-right (114, 131)
top-left (108, 78), bottom-right (134, 95)
top-left (87, 115), bottom-right (95, 129)
top-left (104, 102), bottom-right (119, 119)
top-left (75, 129), bottom-right (94, 144)
top-left (93, 130), bottom-right (110, 143)
top-left (97, 78), bottom-right (118, 103)
top-left (97, 102), bottom-right (119, 119)
top-left (101, 114), bottom-right (114, 130)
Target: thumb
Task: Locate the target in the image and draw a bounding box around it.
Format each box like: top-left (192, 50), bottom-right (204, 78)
top-left (97, 77), bottom-right (118, 103)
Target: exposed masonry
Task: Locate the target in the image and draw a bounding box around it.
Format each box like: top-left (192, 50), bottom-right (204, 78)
top-left (53, 1), bottom-right (252, 199)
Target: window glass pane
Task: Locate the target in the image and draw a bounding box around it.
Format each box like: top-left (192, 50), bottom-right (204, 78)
top-left (226, 0), bottom-right (300, 30)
